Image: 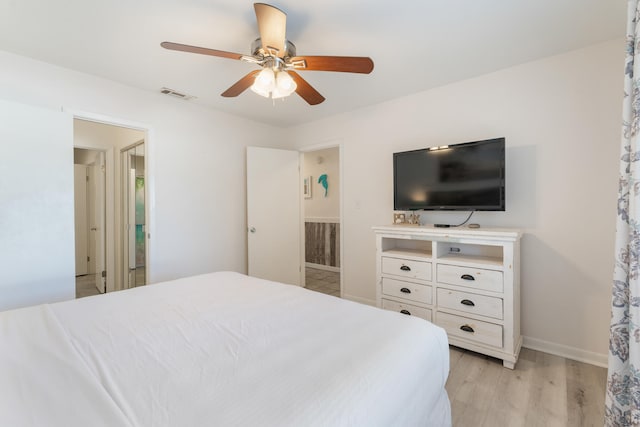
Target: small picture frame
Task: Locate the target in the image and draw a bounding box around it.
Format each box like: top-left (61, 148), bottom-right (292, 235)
top-left (303, 176), bottom-right (312, 199)
top-left (393, 213), bottom-right (406, 224)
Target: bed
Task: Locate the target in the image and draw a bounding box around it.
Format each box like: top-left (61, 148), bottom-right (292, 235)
top-left (0, 271), bottom-right (451, 426)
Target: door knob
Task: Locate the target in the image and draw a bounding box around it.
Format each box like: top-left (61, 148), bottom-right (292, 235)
top-left (249, 227), bottom-right (256, 233)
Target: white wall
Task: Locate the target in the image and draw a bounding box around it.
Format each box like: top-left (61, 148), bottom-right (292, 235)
top-left (303, 147), bottom-right (340, 220)
top-left (0, 50), bottom-right (287, 308)
top-left (288, 39), bottom-right (624, 364)
top-left (0, 100), bottom-right (75, 310)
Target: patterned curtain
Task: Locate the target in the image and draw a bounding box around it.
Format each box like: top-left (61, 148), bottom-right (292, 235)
top-left (606, 2), bottom-right (640, 425)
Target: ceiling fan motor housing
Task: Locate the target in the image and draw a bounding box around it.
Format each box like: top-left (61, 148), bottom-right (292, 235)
top-left (251, 38), bottom-right (296, 59)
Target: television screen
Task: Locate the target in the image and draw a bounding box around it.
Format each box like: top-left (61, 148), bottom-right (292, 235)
top-left (393, 138), bottom-right (505, 211)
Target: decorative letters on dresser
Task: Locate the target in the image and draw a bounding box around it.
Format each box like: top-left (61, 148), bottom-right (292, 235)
top-left (373, 225), bottom-right (522, 369)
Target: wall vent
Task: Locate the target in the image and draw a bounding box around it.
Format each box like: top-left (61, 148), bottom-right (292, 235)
top-left (160, 87), bottom-right (196, 101)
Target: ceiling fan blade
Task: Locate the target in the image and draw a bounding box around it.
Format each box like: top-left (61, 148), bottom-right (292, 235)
top-left (254, 3), bottom-right (287, 57)
top-left (288, 71), bottom-right (325, 105)
top-left (161, 41), bottom-right (243, 60)
top-left (221, 70), bottom-right (261, 97)
top-left (289, 56), bottom-right (374, 74)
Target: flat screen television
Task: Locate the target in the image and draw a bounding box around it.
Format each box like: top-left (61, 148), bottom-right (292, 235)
top-left (393, 137), bottom-right (505, 211)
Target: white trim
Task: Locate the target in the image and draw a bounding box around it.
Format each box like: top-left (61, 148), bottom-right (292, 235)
top-left (67, 109), bottom-right (155, 287)
top-left (63, 108), bottom-right (149, 131)
top-left (299, 140), bottom-right (343, 153)
top-left (305, 217), bottom-right (340, 223)
top-left (343, 294), bottom-right (376, 307)
top-left (305, 262), bottom-right (340, 273)
top-left (522, 336), bottom-right (608, 368)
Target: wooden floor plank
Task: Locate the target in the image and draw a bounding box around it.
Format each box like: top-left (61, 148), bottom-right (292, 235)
top-left (447, 347), bottom-right (503, 426)
top-left (565, 358), bottom-right (606, 426)
top-left (523, 351), bottom-right (568, 426)
top-left (481, 348), bottom-right (535, 427)
top-left (445, 346), bottom-right (607, 427)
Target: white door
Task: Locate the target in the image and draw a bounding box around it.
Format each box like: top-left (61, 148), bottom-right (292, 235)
top-left (87, 163), bottom-right (96, 275)
top-left (92, 152), bottom-right (106, 293)
top-left (247, 147), bottom-right (301, 285)
top-left (74, 165), bottom-right (88, 276)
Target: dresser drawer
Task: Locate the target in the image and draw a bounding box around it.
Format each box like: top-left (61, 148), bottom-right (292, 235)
top-left (382, 257), bottom-right (432, 281)
top-left (436, 312), bottom-right (503, 348)
top-left (382, 277), bottom-right (432, 305)
top-left (437, 264), bottom-right (503, 293)
top-left (382, 299), bottom-right (432, 322)
top-left (437, 288), bottom-right (503, 320)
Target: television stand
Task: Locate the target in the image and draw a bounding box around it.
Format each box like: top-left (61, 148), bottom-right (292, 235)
top-left (372, 225), bottom-right (522, 369)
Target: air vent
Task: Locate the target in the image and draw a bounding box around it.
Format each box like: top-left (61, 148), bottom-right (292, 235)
top-left (160, 87), bottom-right (196, 101)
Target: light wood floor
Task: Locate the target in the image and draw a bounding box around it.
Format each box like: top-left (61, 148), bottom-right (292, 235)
top-left (446, 346), bottom-right (607, 427)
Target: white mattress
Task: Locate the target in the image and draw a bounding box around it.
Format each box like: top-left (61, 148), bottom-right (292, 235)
top-left (0, 272), bottom-right (451, 426)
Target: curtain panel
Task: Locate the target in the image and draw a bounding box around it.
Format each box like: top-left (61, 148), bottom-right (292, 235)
top-left (606, 1), bottom-right (640, 425)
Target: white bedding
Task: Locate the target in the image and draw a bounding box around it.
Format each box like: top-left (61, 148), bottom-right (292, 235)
top-left (0, 272), bottom-right (451, 426)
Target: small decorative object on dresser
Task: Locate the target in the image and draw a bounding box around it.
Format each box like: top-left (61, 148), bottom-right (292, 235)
top-left (373, 224), bottom-right (522, 369)
top-left (407, 212), bottom-right (421, 225)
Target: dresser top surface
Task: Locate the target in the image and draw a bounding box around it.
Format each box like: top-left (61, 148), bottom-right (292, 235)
top-left (372, 224), bottom-right (522, 240)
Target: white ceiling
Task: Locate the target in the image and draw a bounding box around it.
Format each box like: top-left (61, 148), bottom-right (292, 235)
top-left (0, 1), bottom-right (627, 127)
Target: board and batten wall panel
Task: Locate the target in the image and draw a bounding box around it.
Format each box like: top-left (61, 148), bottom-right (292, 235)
top-left (305, 221), bottom-right (340, 268)
top-left (0, 99), bottom-right (75, 310)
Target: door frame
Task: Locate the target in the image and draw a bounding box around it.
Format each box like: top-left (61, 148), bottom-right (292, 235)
top-left (67, 108), bottom-right (154, 291)
top-left (299, 141), bottom-right (344, 297)
top-left (120, 139), bottom-right (147, 289)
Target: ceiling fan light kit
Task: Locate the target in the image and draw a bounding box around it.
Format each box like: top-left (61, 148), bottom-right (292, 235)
top-left (250, 68), bottom-right (275, 97)
top-left (272, 71), bottom-right (297, 98)
top-left (249, 60), bottom-right (297, 100)
top-left (161, 3), bottom-right (374, 105)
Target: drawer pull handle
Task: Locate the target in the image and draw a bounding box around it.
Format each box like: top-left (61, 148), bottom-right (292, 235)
top-left (460, 299), bottom-right (475, 307)
top-left (400, 309), bottom-right (411, 315)
top-left (460, 324), bottom-right (475, 333)
top-left (400, 287), bottom-right (411, 294)
top-left (461, 274), bottom-right (475, 281)
top-left (400, 265), bottom-right (411, 272)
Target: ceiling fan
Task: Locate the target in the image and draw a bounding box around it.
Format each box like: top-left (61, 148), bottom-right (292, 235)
top-left (161, 3), bottom-right (374, 105)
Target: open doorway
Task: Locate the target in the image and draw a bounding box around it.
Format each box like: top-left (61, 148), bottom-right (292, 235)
top-left (301, 146), bottom-right (342, 297)
top-left (73, 118), bottom-right (146, 297)
top-left (74, 148), bottom-right (106, 298)
top-left (121, 141), bottom-right (146, 289)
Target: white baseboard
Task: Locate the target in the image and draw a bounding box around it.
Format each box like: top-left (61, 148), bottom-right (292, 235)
top-left (342, 294), bottom-right (377, 307)
top-left (522, 336), bottom-right (608, 368)
top-left (305, 262), bottom-right (340, 273)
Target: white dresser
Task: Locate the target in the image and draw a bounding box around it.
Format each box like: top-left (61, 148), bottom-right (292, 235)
top-left (373, 225), bottom-right (522, 369)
